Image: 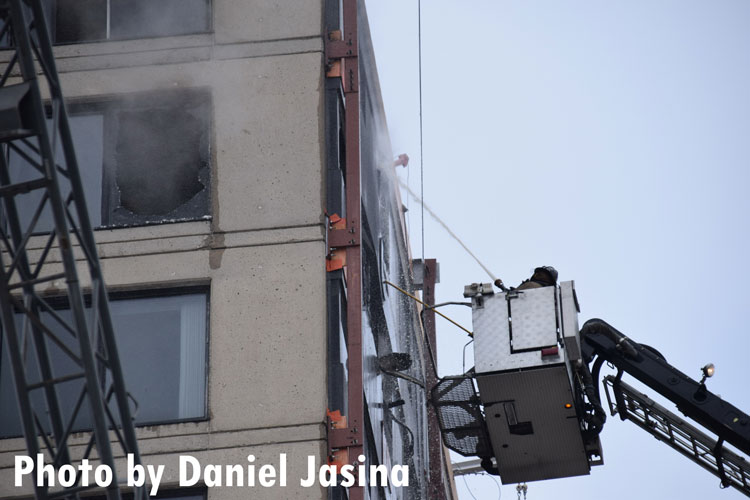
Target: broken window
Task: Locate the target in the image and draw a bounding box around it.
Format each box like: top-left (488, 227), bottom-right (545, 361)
top-left (6, 89), bottom-right (211, 232)
top-left (52, 0), bottom-right (211, 45)
top-left (104, 90), bottom-right (211, 227)
top-left (0, 289), bottom-right (209, 438)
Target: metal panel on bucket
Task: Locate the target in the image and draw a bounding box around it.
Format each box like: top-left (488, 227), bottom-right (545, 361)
top-left (476, 365), bottom-right (591, 484)
top-left (510, 286), bottom-right (558, 352)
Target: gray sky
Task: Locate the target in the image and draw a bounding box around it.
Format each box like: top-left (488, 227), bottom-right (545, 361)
top-left (365, 1), bottom-right (750, 499)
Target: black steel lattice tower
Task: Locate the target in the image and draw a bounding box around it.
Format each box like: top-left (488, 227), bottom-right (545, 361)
top-left (0, 1), bottom-right (144, 499)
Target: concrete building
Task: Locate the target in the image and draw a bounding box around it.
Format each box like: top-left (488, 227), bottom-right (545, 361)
top-left (0, 1), bottom-right (455, 499)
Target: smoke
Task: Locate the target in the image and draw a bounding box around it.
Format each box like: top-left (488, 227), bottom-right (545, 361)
top-left (53, 0), bottom-right (209, 44)
top-left (110, 90), bottom-right (210, 226)
top-left (109, 0), bottom-right (209, 40)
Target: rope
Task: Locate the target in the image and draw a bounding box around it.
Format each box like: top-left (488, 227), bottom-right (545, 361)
top-left (383, 280), bottom-right (473, 337)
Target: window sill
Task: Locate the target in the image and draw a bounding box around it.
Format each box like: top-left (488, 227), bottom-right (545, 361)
top-left (0, 419), bottom-right (210, 452)
top-left (53, 33), bottom-right (215, 59)
top-left (94, 215), bottom-right (213, 234)
top-left (0, 33), bottom-right (214, 65)
top-left (18, 219), bottom-right (212, 253)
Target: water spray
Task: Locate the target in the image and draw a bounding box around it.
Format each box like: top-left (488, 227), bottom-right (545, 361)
top-left (397, 178), bottom-right (498, 283)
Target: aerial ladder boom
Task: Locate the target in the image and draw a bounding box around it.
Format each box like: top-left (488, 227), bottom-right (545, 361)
top-left (580, 319), bottom-right (750, 496)
top-left (432, 272), bottom-right (750, 497)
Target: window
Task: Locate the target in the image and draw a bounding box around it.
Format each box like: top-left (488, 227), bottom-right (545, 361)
top-left (52, 0), bottom-right (211, 44)
top-left (102, 91), bottom-right (211, 227)
top-left (326, 271), bottom-right (348, 414)
top-left (7, 89), bottom-right (211, 231)
top-left (0, 289), bottom-right (209, 438)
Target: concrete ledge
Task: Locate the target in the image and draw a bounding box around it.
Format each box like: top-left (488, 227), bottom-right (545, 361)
top-left (51, 36), bottom-right (324, 74)
top-left (213, 37), bottom-right (323, 61)
top-left (14, 222), bottom-right (324, 266)
top-left (0, 35), bottom-right (323, 78)
top-left (55, 46), bottom-right (213, 73)
top-left (52, 34), bottom-right (215, 59)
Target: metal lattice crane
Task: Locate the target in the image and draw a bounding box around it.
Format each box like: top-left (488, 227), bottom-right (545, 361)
top-left (0, 1), bottom-right (144, 499)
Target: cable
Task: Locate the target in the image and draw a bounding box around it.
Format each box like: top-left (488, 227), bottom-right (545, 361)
top-left (431, 301), bottom-right (472, 308)
top-left (419, 308), bottom-right (440, 380)
top-left (490, 474), bottom-right (502, 499)
top-left (463, 338), bottom-right (473, 374)
top-left (417, 0), bottom-right (425, 265)
top-left (381, 368), bottom-right (425, 388)
top-left (390, 411), bottom-right (415, 451)
top-left (383, 280), bottom-right (473, 337)
top-left (579, 318), bottom-right (638, 360)
top-left (462, 475), bottom-right (479, 500)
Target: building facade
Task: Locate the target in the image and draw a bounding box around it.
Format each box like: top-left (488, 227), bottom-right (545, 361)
top-left (0, 1), bottom-right (454, 499)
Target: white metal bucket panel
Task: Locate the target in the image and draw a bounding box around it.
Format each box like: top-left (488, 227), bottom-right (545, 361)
top-left (473, 290), bottom-right (565, 374)
top-left (472, 293), bottom-right (509, 374)
top-left (509, 286), bottom-right (558, 351)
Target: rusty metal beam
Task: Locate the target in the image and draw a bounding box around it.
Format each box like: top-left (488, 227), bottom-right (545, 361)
top-left (325, 0), bottom-right (363, 498)
top-left (342, 0), bottom-right (363, 495)
top-left (424, 259), bottom-right (447, 500)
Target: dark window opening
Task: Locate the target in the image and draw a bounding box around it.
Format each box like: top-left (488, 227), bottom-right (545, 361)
top-left (0, 288), bottom-right (209, 439)
top-left (52, 0), bottom-right (211, 45)
top-left (106, 91), bottom-right (211, 227)
top-left (116, 110), bottom-right (202, 215)
top-left (325, 78), bottom-right (346, 218)
top-left (54, 0), bottom-right (107, 44)
top-left (110, 0), bottom-right (211, 40)
top-left (327, 270), bottom-right (348, 415)
top-left (5, 89), bottom-right (211, 232)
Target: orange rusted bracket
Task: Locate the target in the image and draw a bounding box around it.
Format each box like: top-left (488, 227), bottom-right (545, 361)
top-left (327, 59), bottom-right (342, 79)
top-left (327, 408), bottom-right (347, 428)
top-left (326, 214), bottom-right (357, 271)
top-left (326, 31), bottom-right (343, 79)
top-left (326, 409), bottom-right (359, 468)
top-left (326, 249), bottom-right (346, 272)
top-left (325, 30), bottom-right (358, 93)
top-left (328, 448), bottom-right (349, 468)
top-left (329, 214), bottom-right (346, 231)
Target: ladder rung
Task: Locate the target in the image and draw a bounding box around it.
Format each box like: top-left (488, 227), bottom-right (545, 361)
top-left (8, 272), bottom-right (67, 290)
top-left (27, 372), bottom-right (85, 390)
top-left (604, 376), bottom-right (750, 497)
top-left (0, 177), bottom-right (50, 198)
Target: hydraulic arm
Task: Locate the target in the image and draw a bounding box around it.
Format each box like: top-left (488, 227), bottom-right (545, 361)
top-left (580, 319), bottom-right (750, 495)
